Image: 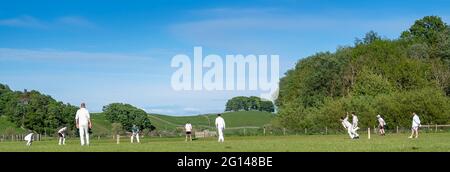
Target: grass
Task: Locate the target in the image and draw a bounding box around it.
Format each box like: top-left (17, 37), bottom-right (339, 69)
top-left (1, 133), bottom-right (449, 152)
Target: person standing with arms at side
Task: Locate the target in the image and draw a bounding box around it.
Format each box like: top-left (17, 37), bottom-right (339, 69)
top-left (75, 103), bottom-right (92, 146)
top-left (215, 114), bottom-right (226, 143)
top-left (409, 112), bottom-right (421, 139)
top-left (131, 124), bottom-right (140, 143)
top-left (376, 115), bottom-right (386, 136)
top-left (185, 122), bottom-right (193, 142)
top-left (351, 112), bottom-right (359, 131)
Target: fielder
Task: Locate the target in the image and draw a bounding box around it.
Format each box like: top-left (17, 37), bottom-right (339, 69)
top-left (341, 115), bottom-right (359, 139)
top-left (409, 112), bottom-right (421, 139)
top-left (185, 122), bottom-right (193, 142)
top-left (75, 102), bottom-right (92, 146)
top-left (58, 126), bottom-right (67, 145)
top-left (215, 114), bottom-right (226, 142)
top-left (351, 112), bottom-right (360, 131)
top-left (376, 115), bottom-right (386, 136)
top-left (24, 133), bottom-right (34, 146)
top-left (131, 125), bottom-right (140, 143)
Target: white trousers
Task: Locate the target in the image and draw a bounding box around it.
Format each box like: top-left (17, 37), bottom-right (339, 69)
top-left (26, 140), bottom-right (32, 146)
top-left (59, 134), bottom-right (65, 145)
top-left (217, 127), bottom-right (224, 142)
top-left (131, 133), bottom-right (140, 143)
top-left (79, 125), bottom-right (89, 146)
top-left (347, 127), bottom-right (359, 138)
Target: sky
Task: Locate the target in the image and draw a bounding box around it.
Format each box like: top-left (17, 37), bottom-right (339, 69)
top-left (1, 0), bottom-right (450, 115)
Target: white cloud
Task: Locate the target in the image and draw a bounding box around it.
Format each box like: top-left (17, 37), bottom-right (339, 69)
top-left (56, 16), bottom-right (97, 28)
top-left (0, 48), bottom-right (150, 62)
top-left (0, 15), bottom-right (96, 29)
top-left (0, 15), bottom-right (46, 28)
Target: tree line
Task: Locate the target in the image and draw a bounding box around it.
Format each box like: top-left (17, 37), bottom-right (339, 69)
top-left (276, 16), bottom-right (450, 131)
top-left (0, 84), bottom-right (154, 135)
top-left (225, 96), bottom-right (275, 113)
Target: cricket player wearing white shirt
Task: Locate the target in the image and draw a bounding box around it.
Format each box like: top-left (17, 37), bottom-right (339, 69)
top-left (351, 112), bottom-right (359, 131)
top-left (215, 114), bottom-right (226, 142)
top-left (185, 122), bottom-right (193, 142)
top-left (409, 112), bottom-right (421, 139)
top-left (377, 115), bottom-right (386, 136)
top-left (58, 127), bottom-right (67, 145)
top-left (24, 133), bottom-right (34, 146)
top-left (75, 103), bottom-right (92, 146)
top-left (341, 115), bottom-right (359, 139)
top-left (131, 125), bottom-right (140, 143)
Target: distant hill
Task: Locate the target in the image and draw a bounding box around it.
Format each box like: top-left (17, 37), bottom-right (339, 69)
top-left (89, 111), bottom-right (274, 134)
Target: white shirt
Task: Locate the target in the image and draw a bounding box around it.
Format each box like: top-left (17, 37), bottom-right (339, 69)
top-left (24, 133), bottom-right (33, 141)
top-left (215, 117), bottom-right (226, 129)
top-left (378, 118), bottom-right (386, 126)
top-left (342, 117), bottom-right (352, 129)
top-left (412, 114), bottom-right (421, 127)
top-left (75, 108), bottom-right (90, 126)
top-left (185, 123), bottom-right (192, 132)
top-left (352, 115), bottom-right (358, 125)
top-left (58, 127), bottom-right (67, 133)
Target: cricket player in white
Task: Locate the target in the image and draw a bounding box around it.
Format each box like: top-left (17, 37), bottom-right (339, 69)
top-left (341, 115), bottom-right (359, 139)
top-left (215, 114), bottom-right (226, 142)
top-left (409, 112), bottom-right (421, 139)
top-left (58, 127), bottom-right (67, 145)
top-left (131, 125), bottom-right (140, 143)
top-left (24, 133), bottom-right (34, 146)
top-left (351, 112), bottom-right (359, 131)
top-left (185, 122), bottom-right (193, 142)
top-left (377, 115), bottom-right (386, 136)
top-left (75, 103), bottom-right (92, 146)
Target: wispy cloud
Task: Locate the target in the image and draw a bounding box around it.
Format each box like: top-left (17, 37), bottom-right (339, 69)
top-left (0, 15), bottom-right (96, 29)
top-left (0, 15), bottom-right (46, 28)
top-left (0, 48), bottom-right (149, 61)
top-left (56, 16), bottom-right (97, 28)
top-left (169, 8), bottom-right (416, 50)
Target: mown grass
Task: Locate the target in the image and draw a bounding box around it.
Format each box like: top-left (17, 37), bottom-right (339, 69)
top-left (1, 133), bottom-right (448, 152)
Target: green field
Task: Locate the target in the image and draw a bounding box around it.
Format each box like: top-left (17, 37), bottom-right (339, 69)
top-left (1, 133), bottom-right (449, 152)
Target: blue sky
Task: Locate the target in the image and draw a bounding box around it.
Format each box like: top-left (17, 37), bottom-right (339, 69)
top-left (1, 0), bottom-right (449, 115)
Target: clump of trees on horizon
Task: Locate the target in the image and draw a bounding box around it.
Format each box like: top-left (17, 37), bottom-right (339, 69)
top-left (225, 96), bottom-right (275, 113)
top-left (102, 103), bottom-right (154, 132)
top-left (275, 16), bottom-right (450, 131)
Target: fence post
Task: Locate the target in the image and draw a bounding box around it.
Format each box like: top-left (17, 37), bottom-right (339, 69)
top-left (263, 127), bottom-right (266, 136)
top-left (283, 128), bottom-right (286, 136)
top-left (325, 127), bottom-right (328, 135)
top-left (116, 135), bottom-right (120, 144)
top-left (304, 128), bottom-right (307, 134)
top-left (244, 128), bottom-right (246, 136)
top-left (435, 124), bottom-right (438, 133)
top-left (396, 126), bottom-right (399, 134)
top-left (368, 128), bottom-right (371, 139)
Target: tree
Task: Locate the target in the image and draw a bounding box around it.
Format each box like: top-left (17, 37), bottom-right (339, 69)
top-left (225, 96), bottom-right (274, 113)
top-left (103, 103), bottom-right (153, 131)
top-left (276, 16), bottom-right (450, 131)
top-left (0, 85), bottom-right (78, 134)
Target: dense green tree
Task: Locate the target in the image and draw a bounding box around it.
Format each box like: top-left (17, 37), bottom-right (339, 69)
top-left (0, 84), bottom-right (78, 134)
top-left (225, 96), bottom-right (275, 113)
top-left (102, 103), bottom-right (153, 131)
top-left (276, 16), bottom-right (450, 131)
